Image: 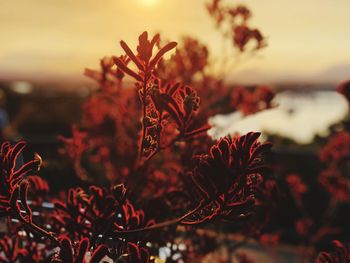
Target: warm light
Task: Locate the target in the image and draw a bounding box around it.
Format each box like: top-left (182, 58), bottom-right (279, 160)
top-left (140, 0), bottom-right (157, 6)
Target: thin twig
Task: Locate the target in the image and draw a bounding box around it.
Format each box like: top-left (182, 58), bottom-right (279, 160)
top-left (111, 200), bottom-right (205, 238)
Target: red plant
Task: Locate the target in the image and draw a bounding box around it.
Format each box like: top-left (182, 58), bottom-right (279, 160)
top-left (6, 0), bottom-right (350, 260)
top-left (236, 252), bottom-right (255, 263)
top-left (5, 13), bottom-right (350, 262)
top-left (231, 85), bottom-right (275, 115)
top-left (337, 80), bottom-right (350, 103)
top-left (316, 240), bottom-right (350, 263)
top-left (113, 31), bottom-right (177, 83)
top-left (186, 132), bottom-right (271, 224)
top-left (233, 25), bottom-right (265, 52)
top-left (156, 36), bottom-right (209, 84)
top-left (0, 235), bottom-right (29, 262)
top-left (285, 173), bottom-right (308, 202)
top-left (295, 217), bottom-right (313, 237)
top-left (0, 141), bottom-right (42, 224)
top-left (125, 242), bottom-right (150, 263)
top-left (52, 237), bottom-right (108, 263)
top-left (320, 132), bottom-right (350, 167)
top-left (319, 168), bottom-right (350, 202)
top-left (0, 29), bottom-right (279, 262)
top-left (4, 4), bottom-right (350, 261)
top-left (319, 132), bottom-right (350, 202)
top-left (206, 0), bottom-right (266, 53)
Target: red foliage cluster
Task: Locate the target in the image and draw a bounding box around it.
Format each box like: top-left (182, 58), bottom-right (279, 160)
top-left (51, 184), bottom-right (154, 240)
top-left (295, 217), bottom-right (313, 237)
top-left (285, 173), bottom-right (308, 203)
top-left (319, 132), bottom-right (350, 202)
top-left (113, 31), bottom-right (177, 84)
top-left (206, 0), bottom-right (266, 52)
top-left (320, 131), bottom-right (350, 166)
top-left (236, 252), bottom-right (255, 263)
top-left (231, 85), bottom-right (275, 115)
top-left (316, 240), bottom-right (350, 263)
top-left (319, 168), bottom-right (350, 202)
top-left (259, 232), bottom-right (280, 247)
top-left (337, 80), bottom-right (350, 104)
top-left (0, 141), bottom-right (40, 219)
top-left (156, 28), bottom-right (273, 119)
top-left (156, 37), bottom-right (209, 84)
top-left (0, 30), bottom-right (275, 262)
top-left (264, 82), bottom-right (350, 261)
top-left (59, 126), bottom-right (90, 180)
top-left (188, 133), bottom-right (271, 224)
top-left (233, 25), bottom-right (265, 52)
top-left (51, 237), bottom-right (108, 263)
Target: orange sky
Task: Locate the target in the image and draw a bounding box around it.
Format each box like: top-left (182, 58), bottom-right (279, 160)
top-left (1, 0), bottom-right (350, 83)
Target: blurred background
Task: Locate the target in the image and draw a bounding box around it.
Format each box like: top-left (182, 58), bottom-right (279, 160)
top-left (1, 0), bottom-right (350, 83)
top-left (1, 0), bottom-right (350, 146)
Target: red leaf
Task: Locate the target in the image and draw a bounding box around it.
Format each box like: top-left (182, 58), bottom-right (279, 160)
top-left (90, 245), bottom-right (109, 263)
top-left (75, 238), bottom-right (89, 263)
top-left (158, 93), bottom-right (184, 127)
top-left (59, 237), bottom-right (74, 263)
top-left (183, 125), bottom-right (211, 139)
top-left (120, 40), bottom-right (144, 70)
top-left (114, 57), bottom-right (143, 82)
top-left (149, 41), bottom-right (177, 69)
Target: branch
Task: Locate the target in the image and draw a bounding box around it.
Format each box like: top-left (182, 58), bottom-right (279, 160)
top-left (110, 200), bottom-right (205, 238)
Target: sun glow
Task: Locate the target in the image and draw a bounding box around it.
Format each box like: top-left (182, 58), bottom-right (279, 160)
top-left (140, 0), bottom-right (157, 6)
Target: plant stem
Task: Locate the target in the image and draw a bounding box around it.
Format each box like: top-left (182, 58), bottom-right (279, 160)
top-left (18, 216), bottom-right (58, 244)
top-left (145, 134), bottom-right (181, 164)
top-left (111, 201), bottom-right (204, 237)
top-left (139, 74), bottom-right (149, 160)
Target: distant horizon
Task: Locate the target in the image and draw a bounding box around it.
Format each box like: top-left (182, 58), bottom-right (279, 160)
top-left (1, 0), bottom-right (350, 85)
top-left (0, 62), bottom-right (348, 87)
top-left (0, 73), bottom-right (343, 91)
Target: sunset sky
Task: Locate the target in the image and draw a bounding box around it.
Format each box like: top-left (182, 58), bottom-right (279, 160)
top-left (1, 0), bottom-right (350, 83)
